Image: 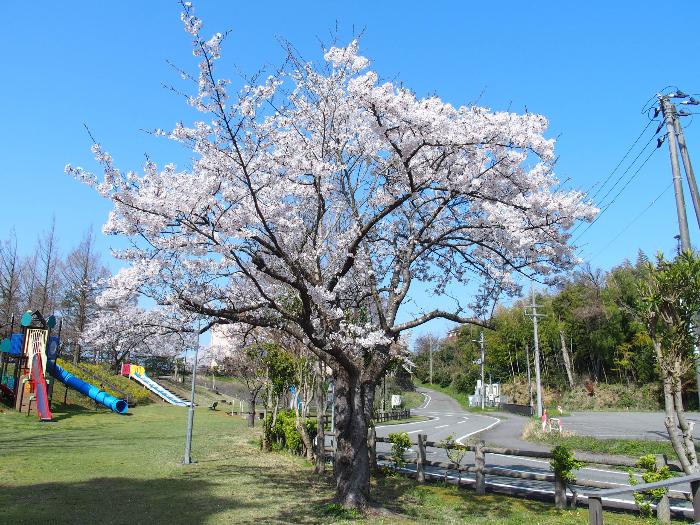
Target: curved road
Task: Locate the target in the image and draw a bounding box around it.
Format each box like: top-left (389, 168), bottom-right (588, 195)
top-left (375, 387), bottom-right (499, 444)
top-left (374, 387), bottom-right (693, 517)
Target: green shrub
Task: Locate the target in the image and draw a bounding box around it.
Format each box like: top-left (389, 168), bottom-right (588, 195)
top-left (263, 409), bottom-right (316, 455)
top-left (388, 431), bottom-right (411, 467)
top-left (550, 445), bottom-right (584, 482)
top-left (629, 454), bottom-right (672, 516)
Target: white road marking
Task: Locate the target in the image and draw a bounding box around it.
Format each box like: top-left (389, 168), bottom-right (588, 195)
top-left (435, 424), bottom-right (449, 429)
top-left (455, 415), bottom-right (501, 444)
top-left (406, 429), bottom-right (424, 434)
top-left (375, 416), bottom-right (438, 429)
top-left (418, 392), bottom-right (431, 409)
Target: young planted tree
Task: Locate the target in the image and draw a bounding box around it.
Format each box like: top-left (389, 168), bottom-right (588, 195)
top-left (638, 252), bottom-right (700, 474)
top-left (66, 4), bottom-right (595, 507)
top-left (217, 344), bottom-right (268, 427)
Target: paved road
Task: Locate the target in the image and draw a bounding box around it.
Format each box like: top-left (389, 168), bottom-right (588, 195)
top-left (375, 387), bottom-right (499, 444)
top-left (563, 411), bottom-right (700, 441)
top-left (373, 387), bottom-right (693, 517)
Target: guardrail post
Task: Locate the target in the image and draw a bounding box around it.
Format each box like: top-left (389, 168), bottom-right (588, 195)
top-left (692, 480), bottom-right (700, 522)
top-left (554, 471), bottom-right (567, 509)
top-left (368, 426), bottom-right (378, 475)
top-left (417, 433), bottom-right (426, 483)
top-left (655, 455), bottom-right (670, 524)
top-left (475, 439), bottom-right (486, 495)
top-left (587, 496), bottom-right (603, 525)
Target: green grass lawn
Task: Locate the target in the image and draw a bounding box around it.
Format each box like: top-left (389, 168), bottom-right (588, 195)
top-left (524, 423), bottom-right (678, 458)
top-left (0, 401), bottom-right (664, 524)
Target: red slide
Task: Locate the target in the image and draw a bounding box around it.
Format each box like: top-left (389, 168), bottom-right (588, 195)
top-left (31, 353), bottom-right (53, 421)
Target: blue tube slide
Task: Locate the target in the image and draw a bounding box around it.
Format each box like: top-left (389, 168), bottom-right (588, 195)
top-left (50, 363), bottom-right (128, 414)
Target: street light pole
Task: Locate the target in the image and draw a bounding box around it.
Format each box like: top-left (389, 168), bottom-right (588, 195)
top-left (183, 326), bottom-right (201, 465)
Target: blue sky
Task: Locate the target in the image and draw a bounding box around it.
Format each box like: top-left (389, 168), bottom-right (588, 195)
top-left (2, 1), bottom-right (700, 340)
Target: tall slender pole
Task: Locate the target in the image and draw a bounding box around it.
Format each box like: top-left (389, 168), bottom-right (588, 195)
top-left (660, 95), bottom-right (691, 251)
top-left (429, 339), bottom-right (433, 385)
top-left (183, 328), bottom-right (200, 465)
top-left (480, 332), bottom-right (485, 409)
top-left (526, 287), bottom-right (544, 418)
top-left (525, 344), bottom-right (533, 410)
top-left (672, 111), bottom-right (700, 406)
top-left (674, 118), bottom-right (700, 230)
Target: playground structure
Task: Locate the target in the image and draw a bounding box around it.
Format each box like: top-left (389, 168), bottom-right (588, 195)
top-left (121, 363), bottom-right (190, 406)
top-left (0, 311), bottom-right (128, 420)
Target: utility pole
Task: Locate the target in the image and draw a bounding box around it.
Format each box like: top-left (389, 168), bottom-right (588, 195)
top-left (525, 287), bottom-right (545, 418)
top-left (659, 95), bottom-right (691, 251)
top-left (429, 338), bottom-right (434, 385)
top-left (473, 331), bottom-right (485, 410)
top-left (660, 92), bottom-right (700, 406)
top-left (674, 118), bottom-right (700, 230)
top-left (525, 344), bottom-right (533, 410)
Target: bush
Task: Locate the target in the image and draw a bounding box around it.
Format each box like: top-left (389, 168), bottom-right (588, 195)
top-left (550, 445), bottom-right (584, 482)
top-left (629, 454), bottom-right (672, 516)
top-left (453, 371), bottom-right (478, 394)
top-left (388, 431), bottom-right (411, 467)
top-left (263, 409), bottom-right (316, 455)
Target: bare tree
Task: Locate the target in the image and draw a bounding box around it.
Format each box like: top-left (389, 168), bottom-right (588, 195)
top-left (61, 227), bottom-right (110, 363)
top-left (218, 346), bottom-right (267, 427)
top-left (0, 231), bottom-right (22, 334)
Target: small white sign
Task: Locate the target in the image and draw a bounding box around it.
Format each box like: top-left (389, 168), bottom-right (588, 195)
top-left (391, 394), bottom-right (402, 408)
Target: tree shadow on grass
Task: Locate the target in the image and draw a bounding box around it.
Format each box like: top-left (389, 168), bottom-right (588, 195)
top-left (0, 477), bottom-right (245, 525)
top-left (49, 403), bottom-right (112, 422)
top-left (200, 462), bottom-right (339, 524)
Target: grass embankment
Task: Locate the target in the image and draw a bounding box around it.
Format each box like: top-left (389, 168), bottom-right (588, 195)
top-left (522, 420), bottom-right (677, 458)
top-left (54, 359), bottom-right (153, 407)
top-left (400, 390), bottom-right (425, 410)
top-left (0, 403), bottom-right (664, 524)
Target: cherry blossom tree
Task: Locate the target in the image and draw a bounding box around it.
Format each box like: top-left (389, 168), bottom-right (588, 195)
top-left (67, 4), bottom-right (596, 508)
top-left (81, 291), bottom-right (195, 372)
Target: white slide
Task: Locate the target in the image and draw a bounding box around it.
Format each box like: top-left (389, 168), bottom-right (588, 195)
top-left (132, 372), bottom-right (190, 406)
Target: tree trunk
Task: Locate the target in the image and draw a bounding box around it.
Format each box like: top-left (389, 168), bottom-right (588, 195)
top-left (293, 388), bottom-right (315, 461)
top-left (333, 368), bottom-right (374, 508)
top-left (655, 341), bottom-right (696, 473)
top-left (314, 378), bottom-right (326, 474)
top-left (559, 329), bottom-right (575, 388)
top-left (247, 391), bottom-right (257, 428)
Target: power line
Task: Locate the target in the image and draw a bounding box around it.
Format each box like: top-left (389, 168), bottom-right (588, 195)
top-left (573, 143), bottom-right (660, 246)
top-left (587, 182), bottom-right (673, 262)
top-left (586, 118), bottom-right (655, 201)
top-left (594, 132), bottom-right (659, 210)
